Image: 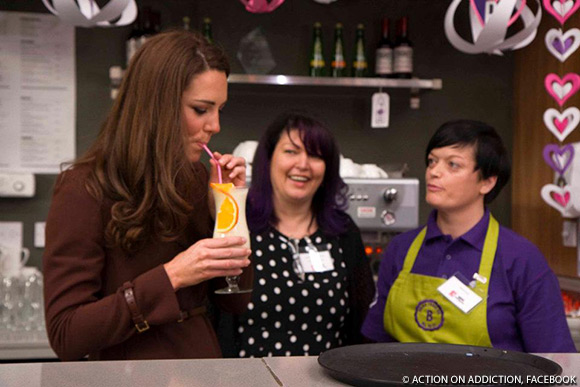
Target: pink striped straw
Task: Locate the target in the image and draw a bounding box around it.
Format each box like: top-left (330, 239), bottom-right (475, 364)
top-left (200, 143), bottom-right (222, 184)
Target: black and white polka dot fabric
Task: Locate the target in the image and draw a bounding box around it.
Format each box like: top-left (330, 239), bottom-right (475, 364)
top-left (238, 228), bottom-right (349, 357)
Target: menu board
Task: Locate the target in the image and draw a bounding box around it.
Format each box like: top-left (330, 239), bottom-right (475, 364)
top-left (0, 11), bottom-right (75, 174)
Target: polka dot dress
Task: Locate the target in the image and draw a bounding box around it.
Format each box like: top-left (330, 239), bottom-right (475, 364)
top-left (238, 228), bottom-right (349, 357)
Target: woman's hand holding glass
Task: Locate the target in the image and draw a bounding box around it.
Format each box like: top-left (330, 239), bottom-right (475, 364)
top-left (164, 237), bottom-right (251, 290)
top-left (164, 152), bottom-right (251, 291)
top-left (206, 152), bottom-right (252, 294)
top-left (208, 152), bottom-right (246, 187)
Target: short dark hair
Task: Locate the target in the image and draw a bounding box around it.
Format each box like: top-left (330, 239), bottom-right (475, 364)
top-left (248, 112), bottom-right (349, 236)
top-left (425, 120), bottom-right (511, 204)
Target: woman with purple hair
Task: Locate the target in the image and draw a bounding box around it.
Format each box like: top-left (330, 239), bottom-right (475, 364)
top-left (231, 112), bottom-right (374, 357)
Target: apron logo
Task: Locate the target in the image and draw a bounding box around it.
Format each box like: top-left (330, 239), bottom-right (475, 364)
top-left (415, 299), bottom-right (444, 331)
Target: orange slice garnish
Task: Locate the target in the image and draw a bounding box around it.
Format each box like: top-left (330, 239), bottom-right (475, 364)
top-left (210, 183), bottom-right (239, 233)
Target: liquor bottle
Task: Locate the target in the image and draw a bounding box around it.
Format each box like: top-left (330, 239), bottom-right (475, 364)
top-left (331, 23), bottom-right (346, 77)
top-left (393, 16), bottom-right (413, 79)
top-left (152, 10), bottom-right (161, 34)
top-left (203, 17), bottom-right (213, 43)
top-left (125, 14), bottom-right (142, 66)
top-left (139, 7), bottom-right (155, 47)
top-left (375, 17), bottom-right (393, 78)
top-left (309, 22), bottom-right (326, 77)
top-left (182, 16), bottom-right (191, 31)
top-left (351, 23), bottom-right (368, 78)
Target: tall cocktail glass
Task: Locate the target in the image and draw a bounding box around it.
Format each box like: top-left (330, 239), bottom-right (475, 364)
top-left (211, 184), bottom-right (252, 294)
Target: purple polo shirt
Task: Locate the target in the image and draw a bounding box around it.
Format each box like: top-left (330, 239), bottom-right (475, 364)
top-left (362, 210), bottom-right (576, 353)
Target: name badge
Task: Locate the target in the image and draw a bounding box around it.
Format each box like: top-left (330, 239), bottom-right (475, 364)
top-left (298, 250), bottom-right (334, 273)
top-left (437, 276), bottom-right (482, 314)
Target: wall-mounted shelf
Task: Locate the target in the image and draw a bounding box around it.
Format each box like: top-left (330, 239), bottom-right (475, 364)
top-left (109, 68), bottom-right (442, 109)
top-left (228, 74), bottom-right (443, 90)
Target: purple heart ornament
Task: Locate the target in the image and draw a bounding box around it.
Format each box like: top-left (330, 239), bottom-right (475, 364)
top-left (543, 143), bottom-right (575, 175)
top-left (552, 37), bottom-right (574, 55)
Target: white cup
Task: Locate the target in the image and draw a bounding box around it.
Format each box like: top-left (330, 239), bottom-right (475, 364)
top-left (0, 245), bottom-right (30, 277)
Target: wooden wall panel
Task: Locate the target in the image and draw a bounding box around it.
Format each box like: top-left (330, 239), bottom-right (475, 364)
top-left (512, 9), bottom-right (580, 277)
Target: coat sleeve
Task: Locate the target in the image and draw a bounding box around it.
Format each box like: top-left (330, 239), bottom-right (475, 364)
top-left (43, 169), bottom-right (182, 361)
top-left (340, 217), bottom-right (375, 345)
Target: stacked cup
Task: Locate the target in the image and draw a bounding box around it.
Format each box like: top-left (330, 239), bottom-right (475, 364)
top-left (0, 245), bottom-right (44, 334)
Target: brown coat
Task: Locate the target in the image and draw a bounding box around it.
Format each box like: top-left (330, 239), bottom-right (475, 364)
top-left (43, 164), bottom-right (252, 361)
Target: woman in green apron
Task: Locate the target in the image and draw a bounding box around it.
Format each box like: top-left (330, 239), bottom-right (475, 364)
top-left (362, 120), bottom-right (575, 352)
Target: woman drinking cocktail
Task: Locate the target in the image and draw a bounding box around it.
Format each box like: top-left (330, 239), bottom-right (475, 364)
top-left (43, 30), bottom-right (252, 361)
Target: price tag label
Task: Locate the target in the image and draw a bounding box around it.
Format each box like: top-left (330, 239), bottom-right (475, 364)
top-left (371, 92), bottom-right (390, 128)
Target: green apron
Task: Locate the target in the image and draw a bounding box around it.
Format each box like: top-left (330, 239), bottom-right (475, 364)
top-left (383, 215), bottom-right (499, 347)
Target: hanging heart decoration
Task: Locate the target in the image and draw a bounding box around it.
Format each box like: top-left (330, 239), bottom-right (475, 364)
top-left (543, 143), bottom-right (575, 174)
top-left (543, 0), bottom-right (580, 25)
top-left (42, 0), bottom-right (137, 27)
top-left (540, 1), bottom-right (580, 217)
top-left (541, 184), bottom-right (573, 215)
top-left (543, 107), bottom-right (580, 142)
top-left (544, 73), bottom-right (580, 106)
top-left (239, 0), bottom-right (285, 13)
top-left (444, 0), bottom-right (542, 55)
top-left (545, 28), bottom-right (580, 62)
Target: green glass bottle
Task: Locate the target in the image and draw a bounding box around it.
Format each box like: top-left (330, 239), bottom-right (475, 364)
top-left (182, 16), bottom-right (191, 31)
top-left (331, 23), bottom-right (346, 77)
top-left (202, 17), bottom-right (213, 43)
top-left (351, 23), bottom-right (368, 78)
top-left (309, 22), bottom-right (326, 77)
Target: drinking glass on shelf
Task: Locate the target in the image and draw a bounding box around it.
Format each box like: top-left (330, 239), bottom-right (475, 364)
top-left (211, 183), bottom-right (252, 294)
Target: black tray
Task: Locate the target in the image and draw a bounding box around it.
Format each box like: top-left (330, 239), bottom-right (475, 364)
top-left (318, 343), bottom-right (562, 386)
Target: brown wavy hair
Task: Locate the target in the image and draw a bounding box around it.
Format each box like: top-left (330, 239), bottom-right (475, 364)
top-left (73, 30), bottom-right (230, 252)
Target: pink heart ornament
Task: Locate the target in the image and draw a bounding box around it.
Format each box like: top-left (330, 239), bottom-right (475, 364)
top-left (239, 0), bottom-right (285, 13)
top-left (543, 107), bottom-right (580, 142)
top-left (545, 28), bottom-right (580, 62)
top-left (554, 191), bottom-right (570, 207)
top-left (544, 0), bottom-right (580, 25)
top-left (544, 73), bottom-right (580, 107)
top-left (541, 184), bottom-right (574, 216)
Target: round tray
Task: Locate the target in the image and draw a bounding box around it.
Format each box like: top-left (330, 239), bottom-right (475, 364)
top-left (318, 343), bottom-right (562, 386)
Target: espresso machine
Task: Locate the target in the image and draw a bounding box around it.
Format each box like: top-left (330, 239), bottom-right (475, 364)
top-left (343, 177), bottom-right (420, 275)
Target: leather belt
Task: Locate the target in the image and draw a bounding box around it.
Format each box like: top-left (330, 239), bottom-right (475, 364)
top-left (177, 305), bottom-right (207, 323)
top-left (122, 281), bottom-right (150, 333)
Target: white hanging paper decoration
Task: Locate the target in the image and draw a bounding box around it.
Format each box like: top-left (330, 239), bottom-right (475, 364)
top-left (42, 0), bottom-right (137, 28)
top-left (444, 0), bottom-right (542, 55)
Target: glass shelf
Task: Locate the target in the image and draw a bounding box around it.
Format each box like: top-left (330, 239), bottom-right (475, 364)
top-left (228, 74), bottom-right (442, 90)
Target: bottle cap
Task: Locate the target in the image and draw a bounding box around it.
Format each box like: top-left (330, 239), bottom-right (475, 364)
top-left (357, 23), bottom-right (365, 29)
top-left (335, 22), bottom-right (343, 28)
top-left (314, 21), bottom-right (322, 27)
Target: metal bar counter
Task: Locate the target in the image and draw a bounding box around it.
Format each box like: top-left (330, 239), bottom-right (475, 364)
top-left (0, 354), bottom-right (579, 387)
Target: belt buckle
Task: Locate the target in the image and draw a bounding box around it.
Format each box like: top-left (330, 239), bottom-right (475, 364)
top-left (135, 321), bottom-right (150, 333)
top-left (177, 310), bottom-right (188, 323)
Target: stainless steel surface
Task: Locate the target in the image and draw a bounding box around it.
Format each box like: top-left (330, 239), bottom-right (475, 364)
top-left (228, 74), bottom-right (443, 90)
top-left (344, 178), bottom-right (419, 233)
top-left (0, 330), bottom-right (56, 360)
top-left (559, 276), bottom-right (580, 293)
top-left (0, 354), bottom-right (577, 387)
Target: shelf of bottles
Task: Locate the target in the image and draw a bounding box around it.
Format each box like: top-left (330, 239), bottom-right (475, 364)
top-left (228, 74), bottom-right (442, 90)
